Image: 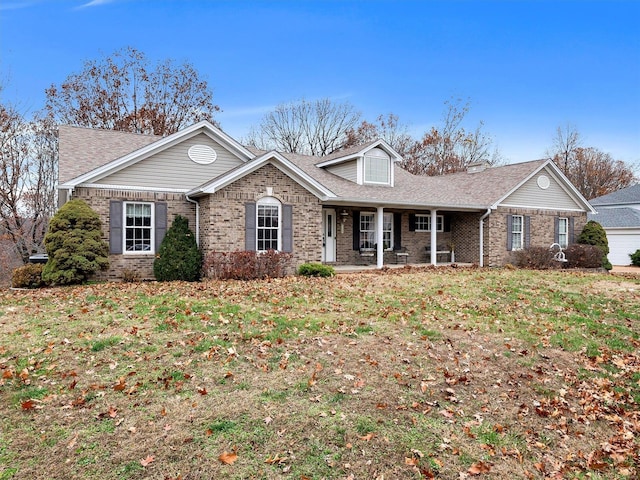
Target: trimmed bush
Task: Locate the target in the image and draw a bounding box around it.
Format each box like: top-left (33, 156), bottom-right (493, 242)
top-left (297, 263), bottom-right (335, 277)
top-left (577, 220), bottom-right (612, 270)
top-left (153, 215), bottom-right (202, 282)
top-left (42, 200), bottom-right (109, 285)
top-left (203, 250), bottom-right (293, 280)
top-left (511, 246), bottom-right (561, 270)
top-left (630, 249), bottom-right (640, 267)
top-left (11, 263), bottom-right (45, 288)
top-left (564, 244), bottom-right (606, 269)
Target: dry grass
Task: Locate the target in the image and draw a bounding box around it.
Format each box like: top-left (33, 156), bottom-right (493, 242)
top-left (0, 267), bottom-right (639, 479)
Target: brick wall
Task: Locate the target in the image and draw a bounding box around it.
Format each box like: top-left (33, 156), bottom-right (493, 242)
top-left (74, 187), bottom-right (196, 281)
top-left (487, 207), bottom-right (588, 267)
top-left (201, 164), bottom-right (323, 268)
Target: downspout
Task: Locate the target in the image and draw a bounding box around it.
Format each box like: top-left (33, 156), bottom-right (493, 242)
top-left (185, 194), bottom-right (200, 247)
top-left (479, 208), bottom-right (491, 267)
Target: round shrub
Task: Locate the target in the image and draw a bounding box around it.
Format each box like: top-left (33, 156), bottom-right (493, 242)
top-left (297, 262), bottom-right (335, 277)
top-left (153, 215), bottom-right (202, 282)
top-left (42, 200), bottom-right (109, 285)
top-left (577, 220), bottom-right (612, 270)
top-left (12, 263), bottom-right (45, 288)
top-left (630, 249), bottom-right (640, 267)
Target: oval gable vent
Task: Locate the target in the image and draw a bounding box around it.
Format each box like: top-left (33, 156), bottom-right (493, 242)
top-left (188, 144), bottom-right (217, 165)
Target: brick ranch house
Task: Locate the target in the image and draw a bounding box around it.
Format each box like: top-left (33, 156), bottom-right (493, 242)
top-left (57, 121), bottom-right (595, 280)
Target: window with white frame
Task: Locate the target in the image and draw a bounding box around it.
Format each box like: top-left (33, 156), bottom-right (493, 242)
top-left (360, 213), bottom-right (376, 249)
top-left (511, 215), bottom-right (524, 250)
top-left (558, 217), bottom-right (569, 248)
top-left (257, 197), bottom-right (281, 251)
top-left (124, 202), bottom-right (153, 253)
top-left (415, 214), bottom-right (443, 232)
top-left (359, 212), bottom-right (393, 250)
top-left (364, 148), bottom-right (390, 184)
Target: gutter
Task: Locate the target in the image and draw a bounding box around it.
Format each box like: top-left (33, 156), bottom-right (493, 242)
top-left (185, 194), bottom-right (200, 247)
top-left (479, 208), bottom-right (492, 267)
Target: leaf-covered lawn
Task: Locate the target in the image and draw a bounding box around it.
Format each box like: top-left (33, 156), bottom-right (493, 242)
top-left (0, 268), bottom-right (638, 479)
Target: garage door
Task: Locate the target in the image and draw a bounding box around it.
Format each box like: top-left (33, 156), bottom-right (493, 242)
top-left (606, 229), bottom-right (640, 265)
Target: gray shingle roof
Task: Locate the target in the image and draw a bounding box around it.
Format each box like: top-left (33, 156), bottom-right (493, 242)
top-left (589, 184), bottom-right (640, 206)
top-left (58, 124), bottom-right (570, 211)
top-left (280, 150), bottom-right (547, 209)
top-left (58, 125), bottom-right (160, 183)
top-left (588, 207), bottom-right (640, 228)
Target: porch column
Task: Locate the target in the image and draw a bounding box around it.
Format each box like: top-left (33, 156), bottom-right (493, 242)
top-left (376, 206), bottom-right (384, 269)
top-left (430, 209), bottom-right (438, 265)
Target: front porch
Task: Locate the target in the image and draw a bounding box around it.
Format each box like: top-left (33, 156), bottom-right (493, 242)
top-left (322, 206), bottom-right (486, 269)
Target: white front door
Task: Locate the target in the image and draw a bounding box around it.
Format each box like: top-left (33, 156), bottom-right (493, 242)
top-left (322, 209), bottom-right (337, 263)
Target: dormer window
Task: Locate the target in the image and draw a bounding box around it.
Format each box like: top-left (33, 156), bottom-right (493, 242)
top-left (364, 148), bottom-right (391, 185)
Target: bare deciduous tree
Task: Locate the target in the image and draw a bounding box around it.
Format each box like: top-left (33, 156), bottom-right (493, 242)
top-left (45, 46), bottom-right (219, 136)
top-left (547, 125), bottom-right (636, 198)
top-left (0, 100), bottom-right (55, 268)
top-left (402, 98), bottom-right (499, 176)
top-left (342, 113), bottom-right (413, 157)
top-left (245, 98), bottom-right (361, 156)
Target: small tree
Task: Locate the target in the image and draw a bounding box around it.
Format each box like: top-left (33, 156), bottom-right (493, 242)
top-left (153, 215), bottom-right (201, 281)
top-left (577, 220), bottom-right (612, 270)
top-left (42, 200), bottom-right (109, 285)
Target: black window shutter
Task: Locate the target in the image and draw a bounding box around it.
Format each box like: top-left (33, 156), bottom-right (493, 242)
top-left (524, 216), bottom-right (531, 248)
top-left (352, 211), bottom-right (360, 250)
top-left (109, 200), bottom-right (123, 254)
top-left (393, 212), bottom-right (402, 249)
top-left (444, 215), bottom-right (451, 232)
top-left (569, 217), bottom-right (575, 244)
top-left (245, 203), bottom-right (256, 251)
top-left (155, 202), bottom-right (168, 252)
top-left (554, 217), bottom-right (559, 244)
top-left (409, 213), bottom-right (416, 232)
top-left (506, 214), bottom-right (513, 251)
top-left (282, 204), bottom-right (293, 253)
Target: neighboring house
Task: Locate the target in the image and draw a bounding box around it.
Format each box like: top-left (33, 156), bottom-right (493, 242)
top-left (57, 121), bottom-right (595, 280)
top-left (589, 184), bottom-right (640, 265)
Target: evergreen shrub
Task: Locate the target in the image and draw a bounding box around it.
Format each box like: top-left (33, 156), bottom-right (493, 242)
top-left (42, 200), bottom-right (109, 285)
top-left (577, 221), bottom-right (612, 270)
top-left (153, 215), bottom-right (202, 282)
top-left (12, 264), bottom-right (45, 288)
top-left (297, 263), bottom-right (336, 277)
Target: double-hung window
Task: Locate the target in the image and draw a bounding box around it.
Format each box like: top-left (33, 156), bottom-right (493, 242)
top-left (558, 217), bottom-right (569, 248)
top-left (124, 202), bottom-right (153, 253)
top-left (363, 149), bottom-right (391, 185)
top-left (359, 212), bottom-right (393, 250)
top-left (414, 214), bottom-right (443, 232)
top-left (257, 197), bottom-right (280, 251)
top-left (511, 215), bottom-right (524, 251)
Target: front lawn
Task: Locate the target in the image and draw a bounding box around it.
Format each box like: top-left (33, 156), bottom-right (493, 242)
top-left (0, 268), bottom-right (638, 479)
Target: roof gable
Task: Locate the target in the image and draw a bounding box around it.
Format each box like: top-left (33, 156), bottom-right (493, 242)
top-left (60, 121), bottom-right (255, 188)
top-left (187, 151), bottom-right (336, 200)
top-left (499, 162), bottom-right (593, 212)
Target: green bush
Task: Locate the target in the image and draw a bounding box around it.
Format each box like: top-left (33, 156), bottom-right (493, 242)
top-left (11, 263), bottom-right (45, 288)
top-left (297, 262), bottom-right (336, 277)
top-left (630, 249), bottom-right (640, 267)
top-left (577, 220), bottom-right (612, 270)
top-left (42, 200), bottom-right (109, 285)
top-left (153, 215), bottom-right (202, 282)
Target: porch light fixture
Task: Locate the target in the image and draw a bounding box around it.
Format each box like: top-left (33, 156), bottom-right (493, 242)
top-left (340, 209), bottom-right (349, 223)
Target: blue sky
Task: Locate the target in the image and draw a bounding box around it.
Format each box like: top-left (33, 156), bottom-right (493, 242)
top-left (1, 0), bottom-right (639, 165)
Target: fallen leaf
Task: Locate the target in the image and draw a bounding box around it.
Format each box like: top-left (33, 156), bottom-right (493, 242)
top-left (140, 455), bottom-right (155, 467)
top-left (468, 461), bottom-right (492, 475)
top-left (21, 399), bottom-right (36, 410)
top-left (219, 450), bottom-right (238, 465)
